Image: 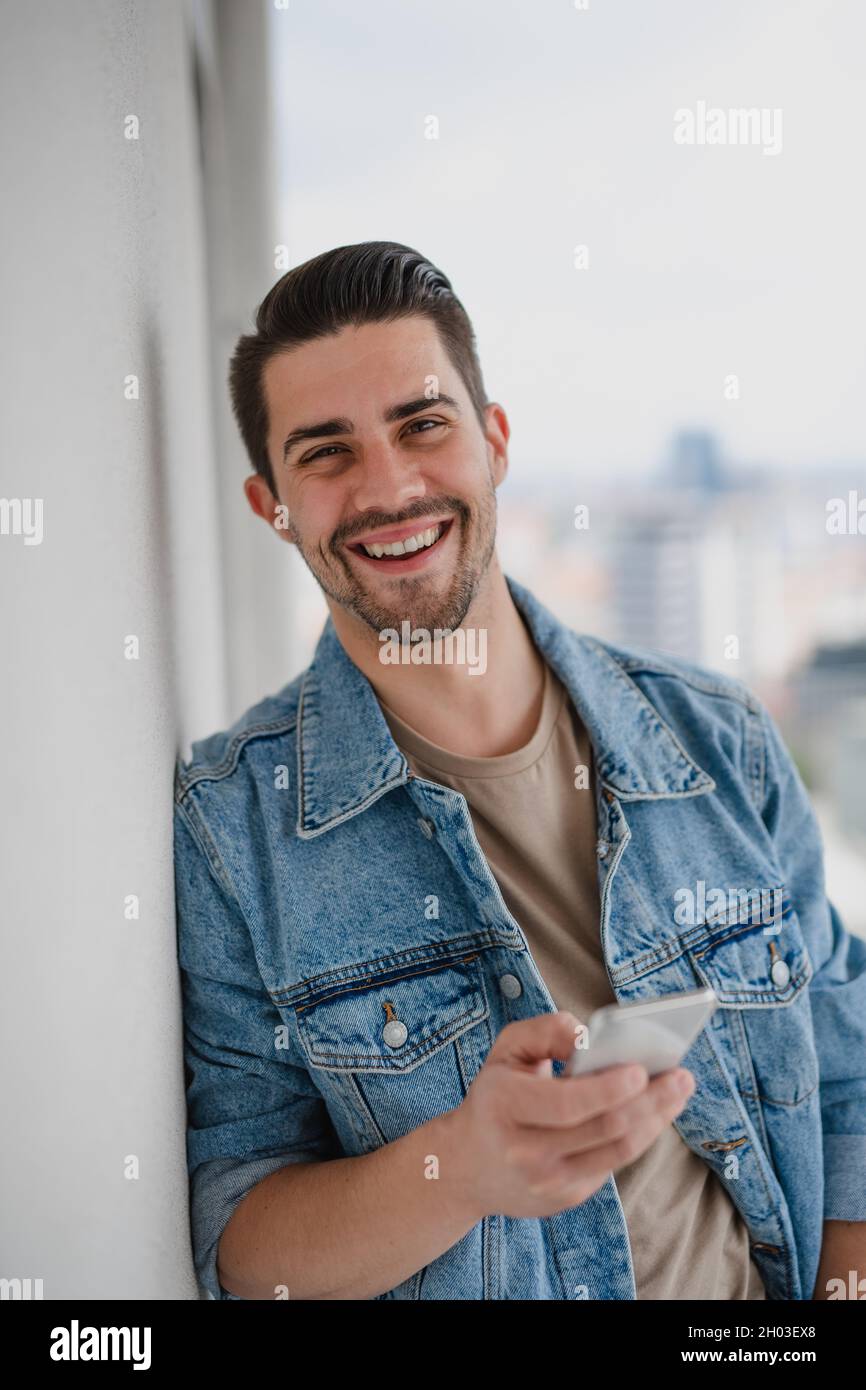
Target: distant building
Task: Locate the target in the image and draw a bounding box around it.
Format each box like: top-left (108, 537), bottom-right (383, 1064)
top-left (666, 430), bottom-right (727, 494)
top-left (832, 698), bottom-right (866, 838)
top-left (791, 640), bottom-right (866, 718)
top-left (609, 494), bottom-right (703, 661)
top-left (787, 642), bottom-right (866, 793)
top-left (608, 435), bottom-right (785, 683)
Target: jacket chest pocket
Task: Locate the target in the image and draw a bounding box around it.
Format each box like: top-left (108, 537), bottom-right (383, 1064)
top-left (685, 885), bottom-right (818, 1107)
top-left (294, 951), bottom-right (491, 1148)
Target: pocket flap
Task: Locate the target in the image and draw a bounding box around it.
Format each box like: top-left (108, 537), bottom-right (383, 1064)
top-left (296, 953), bottom-right (488, 1072)
top-left (686, 885), bottom-right (813, 1006)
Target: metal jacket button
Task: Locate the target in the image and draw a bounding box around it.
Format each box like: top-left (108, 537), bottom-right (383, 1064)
top-left (383, 1019), bottom-right (408, 1047)
top-left (770, 957), bottom-right (791, 988)
top-left (499, 973), bottom-right (522, 999)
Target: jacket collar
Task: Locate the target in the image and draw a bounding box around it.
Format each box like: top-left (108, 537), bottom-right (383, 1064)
top-left (296, 573), bottom-right (714, 837)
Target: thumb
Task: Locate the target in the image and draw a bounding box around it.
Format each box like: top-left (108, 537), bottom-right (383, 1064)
top-left (490, 1009), bottom-right (586, 1076)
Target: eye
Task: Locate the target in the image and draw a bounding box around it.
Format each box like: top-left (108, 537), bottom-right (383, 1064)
top-left (405, 417), bottom-right (445, 435)
top-left (301, 444), bottom-right (346, 464)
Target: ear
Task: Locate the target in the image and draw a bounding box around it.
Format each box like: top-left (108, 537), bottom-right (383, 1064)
top-left (483, 402), bottom-right (510, 488)
top-left (243, 474), bottom-right (296, 545)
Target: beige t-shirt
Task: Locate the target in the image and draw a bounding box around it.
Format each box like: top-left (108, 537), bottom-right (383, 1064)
top-left (377, 660), bottom-right (766, 1300)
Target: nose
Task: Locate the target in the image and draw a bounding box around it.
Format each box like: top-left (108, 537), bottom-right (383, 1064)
top-left (349, 442), bottom-right (428, 517)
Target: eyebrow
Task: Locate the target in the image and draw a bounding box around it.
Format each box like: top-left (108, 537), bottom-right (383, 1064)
top-left (281, 394), bottom-right (462, 463)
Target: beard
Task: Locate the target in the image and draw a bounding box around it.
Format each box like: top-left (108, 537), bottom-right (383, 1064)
top-left (287, 476), bottom-right (498, 638)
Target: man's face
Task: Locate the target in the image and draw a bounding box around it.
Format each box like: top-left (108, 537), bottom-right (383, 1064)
top-left (250, 314), bottom-right (508, 636)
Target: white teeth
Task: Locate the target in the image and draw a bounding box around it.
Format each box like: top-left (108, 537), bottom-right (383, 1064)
top-left (362, 523), bottom-right (443, 559)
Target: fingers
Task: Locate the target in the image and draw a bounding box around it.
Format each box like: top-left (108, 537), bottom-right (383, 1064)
top-left (512, 1069), bottom-right (695, 1168)
top-left (553, 1075), bottom-right (695, 1200)
top-left (515, 1071), bottom-right (696, 1201)
top-left (560, 1068), bottom-right (695, 1156)
top-left (503, 1059), bottom-right (652, 1128)
top-left (488, 1011), bottom-right (586, 1069)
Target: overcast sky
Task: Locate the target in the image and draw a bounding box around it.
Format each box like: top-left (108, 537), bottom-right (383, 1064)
top-left (268, 0), bottom-right (865, 482)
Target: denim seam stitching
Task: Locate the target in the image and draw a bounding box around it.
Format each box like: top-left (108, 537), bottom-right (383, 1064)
top-left (272, 933), bottom-right (497, 1003)
top-left (294, 955), bottom-right (482, 1013)
top-left (699, 1031), bottom-right (779, 1219)
top-left (612, 650), bottom-right (761, 712)
top-left (176, 715), bottom-right (299, 795)
top-left (345, 1072), bottom-right (388, 1147)
top-left (298, 1001), bottom-right (487, 1068)
top-left (175, 797), bottom-right (242, 908)
top-left (578, 637), bottom-right (718, 788)
top-left (611, 902), bottom-right (794, 983)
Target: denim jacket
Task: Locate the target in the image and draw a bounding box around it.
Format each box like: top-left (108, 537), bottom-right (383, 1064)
top-left (174, 574), bottom-right (866, 1301)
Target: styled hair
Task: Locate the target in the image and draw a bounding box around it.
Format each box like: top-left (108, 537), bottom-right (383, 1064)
top-left (228, 241), bottom-right (488, 494)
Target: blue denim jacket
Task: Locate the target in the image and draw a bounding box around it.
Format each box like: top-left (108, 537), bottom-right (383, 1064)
top-left (174, 574), bottom-right (866, 1301)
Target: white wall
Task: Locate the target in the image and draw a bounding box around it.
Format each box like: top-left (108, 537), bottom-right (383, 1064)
top-left (0, 0), bottom-right (280, 1298)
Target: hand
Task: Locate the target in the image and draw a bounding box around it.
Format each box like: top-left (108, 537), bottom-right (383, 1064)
top-left (449, 1009), bottom-right (695, 1222)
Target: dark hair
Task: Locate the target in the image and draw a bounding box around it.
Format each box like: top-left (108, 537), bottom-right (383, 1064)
top-left (228, 241), bottom-right (488, 494)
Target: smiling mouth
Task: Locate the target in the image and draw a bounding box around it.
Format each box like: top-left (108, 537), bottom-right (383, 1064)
top-left (346, 517), bottom-right (454, 566)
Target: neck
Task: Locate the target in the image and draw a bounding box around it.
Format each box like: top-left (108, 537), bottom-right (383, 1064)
top-left (327, 561), bottom-right (547, 757)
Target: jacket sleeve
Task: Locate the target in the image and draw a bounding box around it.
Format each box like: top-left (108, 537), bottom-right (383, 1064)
top-left (756, 700), bottom-right (866, 1221)
top-left (174, 790), bottom-right (343, 1299)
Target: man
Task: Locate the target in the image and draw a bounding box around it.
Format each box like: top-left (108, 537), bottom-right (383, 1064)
top-left (174, 240), bottom-right (866, 1301)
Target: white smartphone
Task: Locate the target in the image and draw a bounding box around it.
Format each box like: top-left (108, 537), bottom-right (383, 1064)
top-left (562, 986), bottom-right (719, 1078)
